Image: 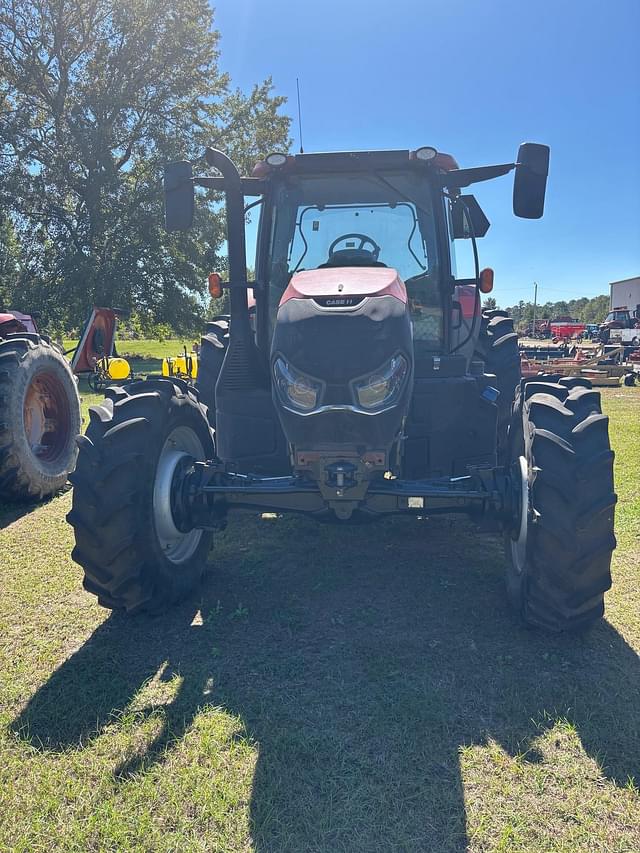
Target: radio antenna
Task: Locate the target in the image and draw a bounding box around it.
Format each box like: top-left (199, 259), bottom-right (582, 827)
top-left (296, 77), bottom-right (304, 154)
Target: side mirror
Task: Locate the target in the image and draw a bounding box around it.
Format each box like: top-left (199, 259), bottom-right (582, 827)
top-left (513, 143), bottom-right (550, 219)
top-left (164, 161), bottom-right (194, 231)
top-left (451, 195), bottom-right (490, 239)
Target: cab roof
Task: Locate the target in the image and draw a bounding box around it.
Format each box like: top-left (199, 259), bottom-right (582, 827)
top-left (252, 149), bottom-right (459, 177)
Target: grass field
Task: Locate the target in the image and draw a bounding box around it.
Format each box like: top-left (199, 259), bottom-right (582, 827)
top-left (0, 380), bottom-right (639, 851)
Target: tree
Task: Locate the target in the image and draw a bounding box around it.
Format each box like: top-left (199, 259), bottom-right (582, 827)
top-left (0, 0), bottom-right (290, 331)
top-left (482, 296), bottom-right (498, 311)
top-left (504, 294), bottom-right (610, 331)
top-left (0, 214), bottom-right (21, 308)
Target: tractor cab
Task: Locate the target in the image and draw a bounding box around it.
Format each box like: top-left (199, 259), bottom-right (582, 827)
top-left (164, 144), bottom-right (549, 479)
top-left (253, 155), bottom-right (442, 354)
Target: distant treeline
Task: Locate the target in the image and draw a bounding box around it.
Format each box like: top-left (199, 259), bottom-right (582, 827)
top-left (484, 295), bottom-right (610, 329)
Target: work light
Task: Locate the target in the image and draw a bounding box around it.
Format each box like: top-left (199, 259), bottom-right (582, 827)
top-left (265, 152), bottom-right (288, 167)
top-left (414, 146), bottom-right (438, 161)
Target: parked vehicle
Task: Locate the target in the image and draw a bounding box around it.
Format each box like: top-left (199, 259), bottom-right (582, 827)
top-left (549, 319), bottom-right (586, 341)
top-left (0, 310), bottom-right (81, 501)
top-left (601, 307), bottom-right (639, 330)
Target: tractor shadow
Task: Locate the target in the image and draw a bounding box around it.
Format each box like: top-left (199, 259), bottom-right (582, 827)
top-left (0, 488), bottom-right (68, 529)
top-left (11, 513), bottom-right (640, 852)
top-left (0, 501), bottom-right (36, 528)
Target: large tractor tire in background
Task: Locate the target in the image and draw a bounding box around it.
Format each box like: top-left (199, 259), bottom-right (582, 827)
top-left (68, 378), bottom-right (215, 613)
top-left (195, 318), bottom-right (229, 426)
top-left (505, 376), bottom-right (616, 631)
top-left (0, 334), bottom-right (81, 501)
top-left (475, 309), bottom-right (521, 464)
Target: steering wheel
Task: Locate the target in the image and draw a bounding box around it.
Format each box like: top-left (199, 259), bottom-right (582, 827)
top-left (327, 233), bottom-right (381, 264)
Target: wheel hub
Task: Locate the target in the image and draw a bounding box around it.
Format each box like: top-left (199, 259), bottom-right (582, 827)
top-left (23, 371), bottom-right (71, 462)
top-left (152, 426), bottom-right (205, 564)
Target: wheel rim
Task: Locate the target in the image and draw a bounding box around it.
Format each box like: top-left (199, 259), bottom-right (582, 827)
top-left (152, 425), bottom-right (205, 564)
top-left (23, 371), bottom-right (72, 464)
top-left (510, 455), bottom-right (529, 574)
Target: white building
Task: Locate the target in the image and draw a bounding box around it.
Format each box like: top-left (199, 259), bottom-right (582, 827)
top-left (609, 276), bottom-right (640, 311)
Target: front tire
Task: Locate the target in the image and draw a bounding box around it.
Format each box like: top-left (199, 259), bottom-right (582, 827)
top-left (505, 377), bottom-right (616, 631)
top-left (67, 378), bottom-right (215, 613)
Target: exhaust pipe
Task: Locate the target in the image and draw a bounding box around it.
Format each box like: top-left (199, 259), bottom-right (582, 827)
top-left (204, 148), bottom-right (263, 390)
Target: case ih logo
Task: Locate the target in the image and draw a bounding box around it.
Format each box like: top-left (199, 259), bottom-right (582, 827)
top-left (315, 296), bottom-right (364, 308)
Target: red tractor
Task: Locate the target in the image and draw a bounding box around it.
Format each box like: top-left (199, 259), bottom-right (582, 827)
top-left (68, 143), bottom-right (616, 632)
top-left (0, 310), bottom-right (80, 501)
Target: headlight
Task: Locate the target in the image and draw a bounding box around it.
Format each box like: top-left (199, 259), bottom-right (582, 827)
top-left (352, 354), bottom-right (409, 411)
top-left (273, 357), bottom-right (322, 412)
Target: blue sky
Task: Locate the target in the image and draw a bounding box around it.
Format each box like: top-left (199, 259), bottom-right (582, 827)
top-left (214, 0), bottom-right (639, 308)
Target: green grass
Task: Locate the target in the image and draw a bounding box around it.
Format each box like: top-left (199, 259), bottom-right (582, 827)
top-left (0, 389), bottom-right (639, 851)
top-left (63, 337), bottom-right (194, 359)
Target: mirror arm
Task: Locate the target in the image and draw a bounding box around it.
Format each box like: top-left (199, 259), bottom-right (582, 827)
top-left (441, 163), bottom-right (515, 189)
top-left (193, 176), bottom-right (268, 196)
top-left (211, 279), bottom-right (265, 291)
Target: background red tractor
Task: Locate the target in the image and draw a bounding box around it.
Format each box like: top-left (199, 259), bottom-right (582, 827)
top-left (0, 305), bottom-right (131, 503)
top-left (0, 310), bottom-right (80, 501)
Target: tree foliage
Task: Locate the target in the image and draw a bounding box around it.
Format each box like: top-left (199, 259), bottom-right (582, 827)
top-left (0, 0), bottom-right (289, 332)
top-left (0, 213), bottom-right (21, 307)
top-left (504, 294), bottom-right (610, 329)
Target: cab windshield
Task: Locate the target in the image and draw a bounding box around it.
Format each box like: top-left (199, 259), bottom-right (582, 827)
top-left (605, 311), bottom-right (628, 323)
top-left (266, 170), bottom-right (441, 345)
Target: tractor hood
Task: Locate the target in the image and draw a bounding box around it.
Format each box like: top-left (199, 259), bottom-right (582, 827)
top-left (281, 267), bottom-right (407, 306)
top-left (270, 265), bottom-right (414, 469)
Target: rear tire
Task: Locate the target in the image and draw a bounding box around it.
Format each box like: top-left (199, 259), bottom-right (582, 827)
top-left (67, 378), bottom-right (215, 613)
top-left (505, 377), bottom-right (616, 631)
top-left (0, 334), bottom-right (81, 501)
top-left (475, 311), bottom-right (521, 464)
top-left (195, 319), bottom-right (228, 426)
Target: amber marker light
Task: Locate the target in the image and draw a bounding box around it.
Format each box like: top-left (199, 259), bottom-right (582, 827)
top-left (208, 272), bottom-right (222, 298)
top-left (479, 268), bottom-right (494, 293)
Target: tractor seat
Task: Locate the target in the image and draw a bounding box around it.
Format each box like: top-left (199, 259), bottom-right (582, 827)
top-left (319, 248), bottom-right (387, 269)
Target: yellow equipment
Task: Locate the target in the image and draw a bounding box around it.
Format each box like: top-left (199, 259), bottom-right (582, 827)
top-left (162, 348), bottom-right (198, 380)
top-left (106, 357), bottom-right (131, 381)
